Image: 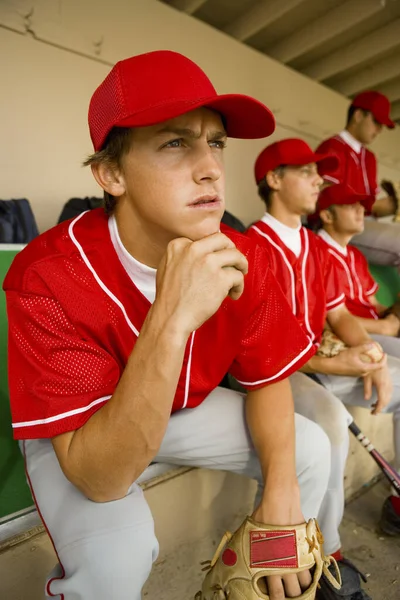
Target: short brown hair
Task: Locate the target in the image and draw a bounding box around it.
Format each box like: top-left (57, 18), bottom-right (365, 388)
top-left (311, 205), bottom-right (337, 232)
top-left (346, 105), bottom-right (369, 127)
top-left (257, 166), bottom-right (286, 209)
top-left (83, 127), bottom-right (135, 213)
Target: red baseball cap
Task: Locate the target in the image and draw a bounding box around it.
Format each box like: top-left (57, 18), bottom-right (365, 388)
top-left (88, 50), bottom-right (276, 151)
top-left (254, 138), bottom-right (338, 184)
top-left (351, 91), bottom-right (395, 129)
top-left (316, 183), bottom-right (374, 214)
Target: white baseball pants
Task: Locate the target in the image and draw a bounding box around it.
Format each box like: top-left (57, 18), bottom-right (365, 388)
top-left (22, 386), bottom-right (331, 599)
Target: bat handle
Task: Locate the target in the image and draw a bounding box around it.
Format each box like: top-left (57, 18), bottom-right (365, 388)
top-left (349, 421), bottom-right (375, 452)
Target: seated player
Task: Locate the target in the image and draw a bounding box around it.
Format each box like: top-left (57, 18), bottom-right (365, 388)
top-left (4, 52), bottom-right (334, 600)
top-left (247, 137), bottom-right (400, 599)
top-left (315, 183), bottom-right (400, 341)
top-left (314, 183), bottom-right (400, 536)
top-left (316, 91), bottom-right (400, 271)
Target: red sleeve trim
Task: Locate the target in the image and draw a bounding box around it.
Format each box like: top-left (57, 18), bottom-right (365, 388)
top-left (12, 395), bottom-right (111, 439)
top-left (236, 338), bottom-right (315, 388)
top-left (366, 282), bottom-right (378, 296)
top-left (326, 293), bottom-right (345, 310)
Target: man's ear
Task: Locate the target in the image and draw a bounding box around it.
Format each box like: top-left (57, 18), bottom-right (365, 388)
top-left (353, 107), bottom-right (366, 125)
top-left (91, 162), bottom-right (126, 197)
top-left (266, 170), bottom-right (282, 191)
top-left (319, 208), bottom-right (333, 226)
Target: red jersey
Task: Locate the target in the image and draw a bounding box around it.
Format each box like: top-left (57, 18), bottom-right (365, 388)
top-left (4, 209), bottom-right (314, 440)
top-left (316, 135), bottom-right (379, 204)
top-left (317, 233), bottom-right (379, 320)
top-left (246, 221), bottom-right (345, 346)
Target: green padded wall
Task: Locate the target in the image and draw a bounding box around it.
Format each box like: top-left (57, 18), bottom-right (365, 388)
top-left (368, 264), bottom-right (400, 307)
top-left (0, 246), bottom-right (33, 520)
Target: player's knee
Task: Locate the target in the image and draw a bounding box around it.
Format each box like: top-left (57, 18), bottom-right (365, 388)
top-left (323, 401), bottom-right (350, 448)
top-left (52, 519), bottom-right (159, 599)
top-left (308, 387), bottom-right (350, 447)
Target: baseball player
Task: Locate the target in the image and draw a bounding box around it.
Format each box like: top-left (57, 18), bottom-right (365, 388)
top-left (316, 91), bottom-right (400, 270)
top-left (247, 138), bottom-right (400, 599)
top-left (314, 183), bottom-right (400, 537)
top-left (4, 52), bottom-right (336, 600)
top-left (315, 184), bottom-right (400, 340)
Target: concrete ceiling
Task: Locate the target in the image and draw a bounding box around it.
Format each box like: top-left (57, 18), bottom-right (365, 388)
top-left (160, 0), bottom-right (400, 123)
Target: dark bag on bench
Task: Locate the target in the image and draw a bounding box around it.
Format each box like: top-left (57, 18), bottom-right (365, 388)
top-left (57, 197), bottom-right (103, 224)
top-left (0, 198), bottom-right (39, 243)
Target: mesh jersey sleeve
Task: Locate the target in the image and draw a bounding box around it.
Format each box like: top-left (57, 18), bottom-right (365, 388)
top-left (315, 140), bottom-right (345, 185)
top-left (353, 249), bottom-right (378, 296)
top-left (229, 258), bottom-right (315, 389)
top-left (324, 252), bottom-right (345, 311)
top-left (6, 291), bottom-right (121, 440)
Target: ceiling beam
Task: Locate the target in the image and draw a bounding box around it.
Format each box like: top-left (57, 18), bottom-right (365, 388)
top-left (302, 19), bottom-right (400, 81)
top-left (224, 0), bottom-right (306, 42)
top-left (390, 101), bottom-right (400, 122)
top-left (334, 53), bottom-right (400, 96)
top-left (269, 0), bottom-right (383, 64)
top-left (377, 79), bottom-right (400, 104)
top-left (166, 0), bottom-right (208, 14)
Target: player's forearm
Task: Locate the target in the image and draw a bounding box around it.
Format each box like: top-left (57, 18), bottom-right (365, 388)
top-left (354, 315), bottom-right (387, 335)
top-left (327, 308), bottom-right (370, 347)
top-left (246, 380), bottom-right (298, 496)
top-left (300, 354), bottom-right (343, 376)
top-left (54, 305), bottom-right (188, 502)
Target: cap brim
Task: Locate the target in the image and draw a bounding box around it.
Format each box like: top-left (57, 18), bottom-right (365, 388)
top-left (204, 94), bottom-right (275, 139)
top-left (284, 151), bottom-right (339, 173)
top-left (351, 101), bottom-right (396, 130)
top-left (319, 191), bottom-right (374, 214)
top-left (343, 192), bottom-right (374, 213)
top-left (382, 117), bottom-right (396, 129)
top-left (314, 152), bottom-right (339, 173)
top-left (115, 94), bottom-right (275, 140)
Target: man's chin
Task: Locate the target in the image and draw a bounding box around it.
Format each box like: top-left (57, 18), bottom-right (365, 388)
top-left (187, 215), bottom-right (223, 241)
top-left (351, 226), bottom-right (364, 236)
top-left (303, 204), bottom-right (318, 216)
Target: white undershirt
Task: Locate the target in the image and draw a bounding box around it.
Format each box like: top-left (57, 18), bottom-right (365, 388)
top-left (338, 130), bottom-right (362, 154)
top-left (108, 214), bottom-right (157, 303)
top-left (261, 212), bottom-right (302, 257)
top-left (317, 229), bottom-right (348, 256)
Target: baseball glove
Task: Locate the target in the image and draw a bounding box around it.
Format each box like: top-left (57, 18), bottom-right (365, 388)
top-left (381, 180), bottom-right (399, 207)
top-left (316, 329), bottom-right (347, 358)
top-left (194, 516), bottom-right (341, 600)
top-left (380, 300), bottom-right (400, 322)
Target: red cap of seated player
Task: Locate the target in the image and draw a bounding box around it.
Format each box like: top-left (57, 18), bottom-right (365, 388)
top-left (254, 138), bottom-right (338, 184)
top-left (88, 50), bottom-right (276, 151)
top-left (351, 91), bottom-right (395, 129)
top-left (316, 183), bottom-right (374, 215)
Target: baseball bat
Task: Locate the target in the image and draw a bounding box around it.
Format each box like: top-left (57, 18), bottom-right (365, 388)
top-left (349, 421), bottom-right (400, 495)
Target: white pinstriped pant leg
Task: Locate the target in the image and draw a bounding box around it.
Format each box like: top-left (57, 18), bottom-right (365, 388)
top-left (23, 438), bottom-right (159, 600)
top-left (156, 386), bottom-right (331, 522)
top-left (371, 335), bottom-right (400, 470)
top-left (319, 337), bottom-right (400, 473)
top-left (23, 386), bottom-right (330, 600)
top-left (351, 220), bottom-right (400, 271)
top-left (289, 372), bottom-right (352, 554)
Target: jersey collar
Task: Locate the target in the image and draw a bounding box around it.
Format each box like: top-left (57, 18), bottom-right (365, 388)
top-left (317, 228), bottom-right (348, 256)
top-left (339, 130), bottom-right (362, 154)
